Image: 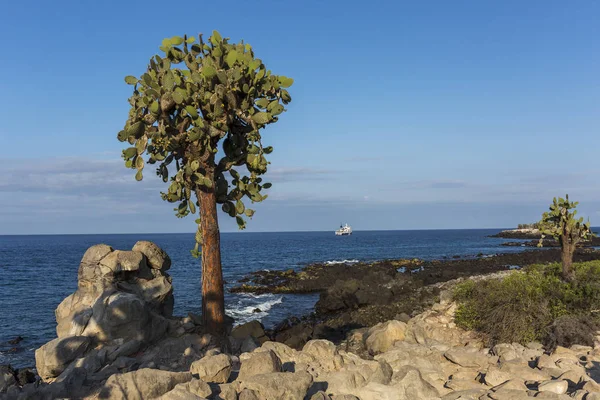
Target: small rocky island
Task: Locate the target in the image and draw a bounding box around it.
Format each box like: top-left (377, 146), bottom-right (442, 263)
top-left (3, 242), bottom-right (600, 399)
top-left (489, 228), bottom-right (543, 239)
top-left (491, 228), bottom-right (600, 247)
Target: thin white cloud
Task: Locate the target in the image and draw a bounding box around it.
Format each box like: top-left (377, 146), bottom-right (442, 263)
top-left (0, 157), bottom-right (340, 223)
top-left (267, 167), bottom-right (336, 182)
top-left (2, 156), bottom-right (600, 234)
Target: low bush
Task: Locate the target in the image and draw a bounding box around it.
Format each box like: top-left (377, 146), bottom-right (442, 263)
top-left (517, 222), bottom-right (541, 229)
top-left (545, 315), bottom-right (599, 351)
top-left (453, 261), bottom-right (600, 347)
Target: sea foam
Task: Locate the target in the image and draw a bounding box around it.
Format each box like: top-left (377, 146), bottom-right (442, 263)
top-left (226, 293), bottom-right (284, 325)
top-left (323, 259), bottom-right (359, 265)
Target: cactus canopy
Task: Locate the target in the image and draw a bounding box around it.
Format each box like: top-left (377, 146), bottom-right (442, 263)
top-left (117, 31), bottom-right (293, 256)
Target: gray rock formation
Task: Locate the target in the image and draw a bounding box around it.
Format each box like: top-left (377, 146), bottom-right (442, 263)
top-left (35, 242), bottom-right (174, 382)
top-left (98, 368), bottom-right (192, 399)
top-left (238, 350), bottom-right (282, 380)
top-left (0, 366), bottom-right (17, 394)
top-left (190, 353), bottom-right (233, 383)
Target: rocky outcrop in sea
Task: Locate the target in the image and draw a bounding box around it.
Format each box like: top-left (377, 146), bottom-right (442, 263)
top-left (3, 243), bottom-right (600, 399)
top-left (488, 228), bottom-right (543, 239)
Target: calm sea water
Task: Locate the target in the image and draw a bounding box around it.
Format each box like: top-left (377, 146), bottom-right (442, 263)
top-left (0, 229), bottom-right (533, 367)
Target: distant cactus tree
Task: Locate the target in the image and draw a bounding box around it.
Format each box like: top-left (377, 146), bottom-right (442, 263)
top-left (538, 195), bottom-right (594, 281)
top-left (117, 31), bottom-right (293, 334)
top-left (517, 222), bottom-right (540, 229)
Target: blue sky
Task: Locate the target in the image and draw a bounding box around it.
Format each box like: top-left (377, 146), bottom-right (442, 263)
top-left (0, 0), bottom-right (598, 234)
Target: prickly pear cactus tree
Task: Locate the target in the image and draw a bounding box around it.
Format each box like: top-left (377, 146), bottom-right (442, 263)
top-left (117, 31), bottom-right (293, 333)
top-left (538, 195), bottom-right (594, 281)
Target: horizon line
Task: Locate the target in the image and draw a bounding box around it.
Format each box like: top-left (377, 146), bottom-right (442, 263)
top-left (0, 227), bottom-right (541, 236)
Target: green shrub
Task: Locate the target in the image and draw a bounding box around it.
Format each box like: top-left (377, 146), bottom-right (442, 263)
top-left (453, 279), bottom-right (476, 301)
top-left (455, 302), bottom-right (479, 331)
top-left (453, 262), bottom-right (600, 346)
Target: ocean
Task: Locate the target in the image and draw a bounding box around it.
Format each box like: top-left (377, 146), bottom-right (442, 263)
top-left (0, 229), bottom-right (532, 368)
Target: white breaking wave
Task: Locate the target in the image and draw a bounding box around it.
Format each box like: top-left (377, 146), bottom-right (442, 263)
top-left (226, 294), bottom-right (283, 325)
top-left (324, 259), bottom-right (359, 265)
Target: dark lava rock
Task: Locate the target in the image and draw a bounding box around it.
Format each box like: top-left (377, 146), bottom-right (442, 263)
top-left (252, 308), bottom-right (261, 313)
top-left (502, 237), bottom-right (600, 248)
top-left (274, 323), bottom-right (314, 349)
top-left (16, 368), bottom-right (36, 386)
top-left (489, 230), bottom-right (543, 239)
top-left (0, 365), bottom-right (17, 394)
top-left (395, 312), bottom-right (411, 323)
top-left (231, 320), bottom-right (269, 343)
top-left (230, 259), bottom-right (420, 294)
top-left (8, 336), bottom-right (23, 345)
top-left (258, 248), bottom-right (600, 350)
top-left (315, 275), bottom-right (414, 315)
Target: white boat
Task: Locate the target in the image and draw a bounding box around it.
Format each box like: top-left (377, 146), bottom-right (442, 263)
top-left (335, 223), bottom-right (353, 236)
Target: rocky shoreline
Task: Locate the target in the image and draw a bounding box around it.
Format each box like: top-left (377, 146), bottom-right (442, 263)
top-left (488, 228), bottom-right (543, 239)
top-left (502, 237), bottom-right (600, 248)
top-left (232, 248), bottom-right (600, 351)
top-left (491, 228), bottom-right (600, 243)
top-left (3, 242), bottom-right (600, 399)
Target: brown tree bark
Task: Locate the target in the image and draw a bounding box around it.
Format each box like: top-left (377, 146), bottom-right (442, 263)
top-left (196, 179), bottom-right (225, 335)
top-left (561, 241), bottom-right (575, 281)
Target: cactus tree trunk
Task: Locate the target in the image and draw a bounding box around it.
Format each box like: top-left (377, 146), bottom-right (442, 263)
top-left (196, 181), bottom-right (225, 335)
top-left (560, 237), bottom-right (575, 281)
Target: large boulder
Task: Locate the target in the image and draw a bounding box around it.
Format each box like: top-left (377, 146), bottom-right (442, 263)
top-left (190, 354), bottom-right (232, 383)
top-left (157, 378), bottom-right (212, 399)
top-left (98, 368), bottom-right (193, 400)
top-left (238, 350), bottom-right (282, 380)
top-left (340, 352), bottom-right (393, 385)
top-left (375, 341), bottom-right (451, 393)
top-left (156, 387), bottom-right (206, 399)
top-left (138, 334), bottom-right (212, 371)
top-left (388, 365), bottom-right (440, 399)
top-left (237, 371), bottom-right (313, 400)
top-left (484, 365), bottom-right (514, 387)
top-left (132, 241), bottom-right (172, 271)
top-left (231, 321), bottom-right (269, 344)
top-left (99, 250), bottom-right (148, 275)
top-left (321, 369), bottom-right (367, 393)
top-left (497, 359), bottom-right (550, 382)
top-left (216, 383), bottom-right (238, 400)
top-left (538, 379), bottom-right (568, 394)
top-left (82, 291), bottom-right (168, 343)
top-left (77, 244), bottom-right (113, 293)
top-left (35, 336), bottom-right (91, 381)
top-left (444, 347), bottom-right (492, 369)
top-left (333, 365), bottom-right (440, 400)
top-left (35, 242), bottom-right (175, 382)
top-left (302, 340), bottom-right (344, 371)
top-left (404, 302), bottom-right (481, 348)
top-left (255, 341), bottom-right (316, 372)
top-left (364, 320), bottom-right (407, 355)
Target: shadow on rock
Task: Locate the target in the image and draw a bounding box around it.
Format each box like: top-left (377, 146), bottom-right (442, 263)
top-left (8, 241), bottom-right (179, 399)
